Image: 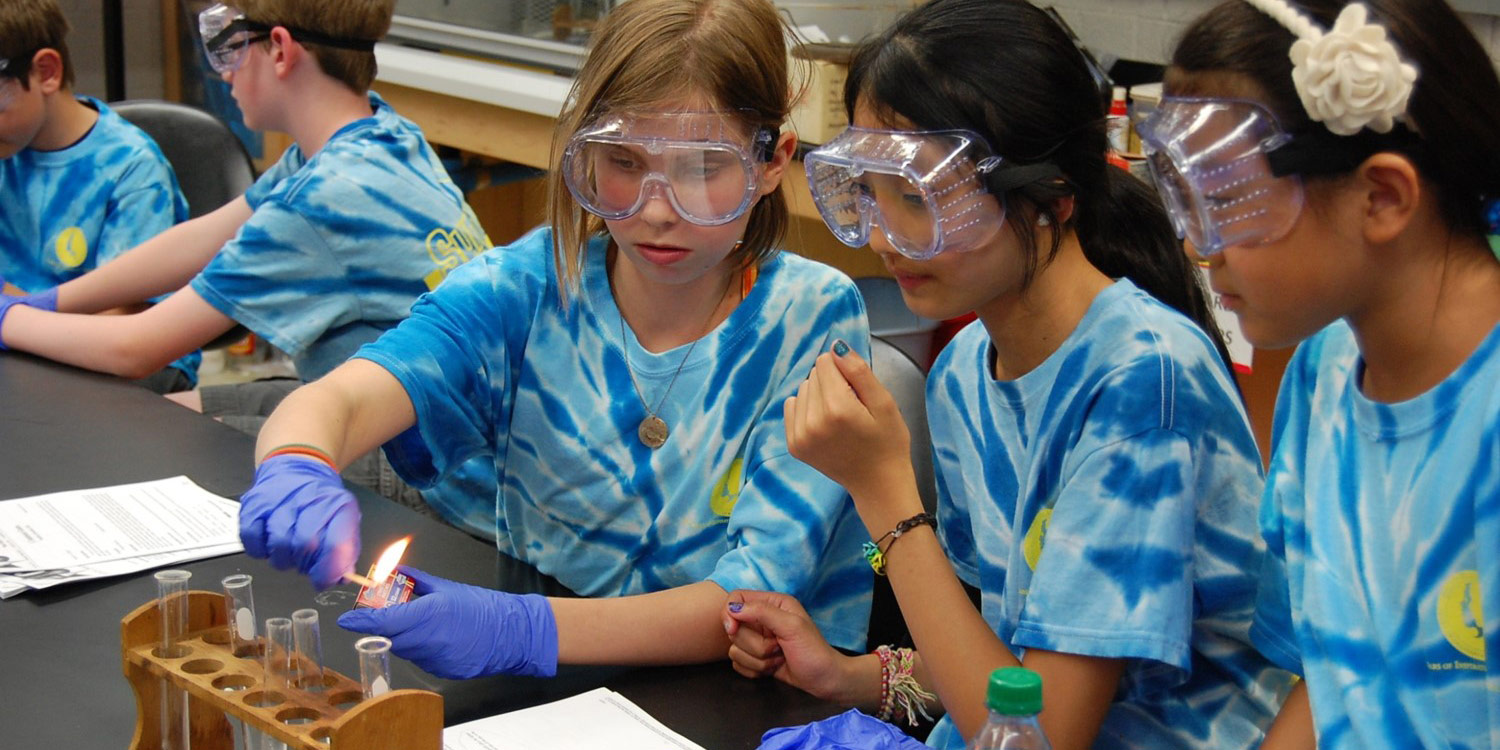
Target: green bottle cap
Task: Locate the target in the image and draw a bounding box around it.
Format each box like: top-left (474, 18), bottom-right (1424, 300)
top-left (986, 667), bottom-right (1043, 715)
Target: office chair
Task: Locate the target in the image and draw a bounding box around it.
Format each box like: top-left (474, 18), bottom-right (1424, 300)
top-left (112, 100), bottom-right (258, 350)
top-left (112, 99), bottom-right (256, 220)
top-left (869, 335), bottom-right (936, 513)
top-left (864, 335), bottom-right (938, 655)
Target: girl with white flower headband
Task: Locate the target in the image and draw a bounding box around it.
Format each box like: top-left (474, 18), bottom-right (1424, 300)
top-left (1142, 1), bottom-right (1500, 748)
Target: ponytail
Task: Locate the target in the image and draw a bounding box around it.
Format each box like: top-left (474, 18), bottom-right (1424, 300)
top-left (1075, 168), bottom-right (1235, 373)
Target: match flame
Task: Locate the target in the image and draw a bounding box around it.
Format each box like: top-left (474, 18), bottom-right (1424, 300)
top-left (369, 537), bottom-right (410, 583)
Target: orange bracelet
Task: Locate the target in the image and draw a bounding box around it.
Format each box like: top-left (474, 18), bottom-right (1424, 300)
top-left (261, 443), bottom-right (337, 469)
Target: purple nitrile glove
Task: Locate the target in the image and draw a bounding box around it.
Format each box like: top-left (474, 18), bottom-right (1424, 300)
top-left (238, 454), bottom-right (361, 590)
top-left (0, 286), bottom-right (58, 351)
top-left (0, 296), bottom-right (23, 351)
top-left (758, 709), bottom-right (930, 750)
top-left (21, 286), bottom-right (58, 312)
top-left (337, 566), bottom-right (559, 679)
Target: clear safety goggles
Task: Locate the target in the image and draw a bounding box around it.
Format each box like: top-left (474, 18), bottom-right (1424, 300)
top-left (561, 110), bottom-right (777, 226)
top-left (198, 4), bottom-right (272, 74)
top-left (804, 128), bottom-right (1012, 260)
top-left (198, 3), bottom-right (377, 75)
top-left (1135, 98), bottom-right (1307, 256)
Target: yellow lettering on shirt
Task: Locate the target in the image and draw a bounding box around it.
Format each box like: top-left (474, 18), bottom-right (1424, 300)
top-left (54, 227), bottom-right (88, 268)
top-left (423, 213), bottom-right (491, 290)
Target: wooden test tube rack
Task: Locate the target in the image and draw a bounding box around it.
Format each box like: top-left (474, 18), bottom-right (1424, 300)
top-left (121, 590), bottom-right (442, 750)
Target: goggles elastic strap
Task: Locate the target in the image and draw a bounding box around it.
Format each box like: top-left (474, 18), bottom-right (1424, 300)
top-left (0, 52), bottom-right (33, 80)
top-left (273, 28), bottom-right (377, 52)
top-left (1266, 126), bottom-right (1424, 178)
top-left (208, 18), bottom-right (377, 55)
top-left (983, 162), bottom-right (1066, 194)
top-left (752, 128), bottom-right (777, 162)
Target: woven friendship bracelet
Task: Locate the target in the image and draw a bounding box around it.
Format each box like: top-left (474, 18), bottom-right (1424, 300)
top-left (875, 645), bottom-right (897, 722)
top-left (861, 512), bottom-right (937, 576)
top-left (873, 645), bottom-right (937, 726)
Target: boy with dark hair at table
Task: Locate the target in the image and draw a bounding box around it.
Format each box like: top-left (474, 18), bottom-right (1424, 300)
top-left (0, 0), bottom-right (198, 393)
top-left (0, 0), bottom-right (489, 460)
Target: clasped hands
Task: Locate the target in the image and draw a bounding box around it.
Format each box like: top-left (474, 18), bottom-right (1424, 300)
top-left (721, 589), bottom-right (860, 704)
top-left (722, 342), bottom-right (931, 700)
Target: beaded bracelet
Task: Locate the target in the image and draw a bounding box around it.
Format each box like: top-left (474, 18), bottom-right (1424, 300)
top-left (261, 442), bottom-right (337, 469)
top-left (861, 512), bottom-right (937, 576)
top-left (875, 645), bottom-right (896, 722)
top-left (874, 645), bottom-right (937, 726)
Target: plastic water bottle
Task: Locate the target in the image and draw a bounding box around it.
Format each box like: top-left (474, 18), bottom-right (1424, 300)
top-left (967, 667), bottom-right (1051, 750)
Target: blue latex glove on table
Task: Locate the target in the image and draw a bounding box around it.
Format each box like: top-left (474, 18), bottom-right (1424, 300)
top-left (759, 709), bottom-right (929, 750)
top-left (0, 286), bottom-right (59, 350)
top-left (338, 566), bottom-right (559, 679)
top-left (238, 454), bottom-right (361, 590)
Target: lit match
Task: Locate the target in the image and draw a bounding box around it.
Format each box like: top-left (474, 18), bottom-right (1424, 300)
top-left (351, 537), bottom-right (415, 609)
top-left (369, 537), bottom-right (410, 581)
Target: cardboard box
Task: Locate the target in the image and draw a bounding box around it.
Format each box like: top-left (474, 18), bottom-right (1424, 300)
top-left (789, 43), bottom-right (855, 146)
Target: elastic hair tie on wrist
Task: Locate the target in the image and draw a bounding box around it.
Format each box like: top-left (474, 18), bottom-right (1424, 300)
top-left (261, 443), bottom-right (337, 469)
top-left (861, 512), bottom-right (937, 576)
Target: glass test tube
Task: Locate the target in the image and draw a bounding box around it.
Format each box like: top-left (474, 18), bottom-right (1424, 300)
top-left (155, 570), bottom-right (192, 750)
top-left (291, 608), bottom-right (325, 692)
top-left (221, 574), bottom-right (258, 658)
top-left (263, 617), bottom-right (295, 691)
top-left (220, 575), bottom-right (265, 750)
top-left (156, 569), bottom-right (192, 656)
top-left (261, 617), bottom-right (294, 750)
top-left (355, 636), bottom-right (392, 699)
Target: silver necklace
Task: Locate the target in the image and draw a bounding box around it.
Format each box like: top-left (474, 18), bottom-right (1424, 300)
top-left (617, 276), bottom-right (733, 449)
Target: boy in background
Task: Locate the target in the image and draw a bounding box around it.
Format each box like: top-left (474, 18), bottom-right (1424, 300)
top-left (0, 0), bottom-right (488, 506)
top-left (0, 0), bottom-right (197, 393)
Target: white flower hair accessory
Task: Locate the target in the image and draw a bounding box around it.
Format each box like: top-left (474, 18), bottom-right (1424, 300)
top-left (1242, 1), bottom-right (1418, 136)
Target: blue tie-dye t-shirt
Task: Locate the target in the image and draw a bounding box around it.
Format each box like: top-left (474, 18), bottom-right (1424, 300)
top-left (1251, 321), bottom-right (1500, 750)
top-left (189, 92), bottom-right (488, 381)
top-left (355, 226), bottom-right (874, 651)
top-left (922, 280), bottom-right (1292, 750)
top-left (0, 96), bottom-right (199, 382)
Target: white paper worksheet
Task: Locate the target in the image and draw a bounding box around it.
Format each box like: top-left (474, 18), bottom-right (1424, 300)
top-left (0, 476), bottom-right (243, 597)
top-left (443, 688), bottom-right (707, 750)
top-left (0, 542), bottom-right (243, 599)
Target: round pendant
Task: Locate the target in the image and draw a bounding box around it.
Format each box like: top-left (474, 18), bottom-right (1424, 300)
top-left (638, 415), bottom-right (669, 449)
